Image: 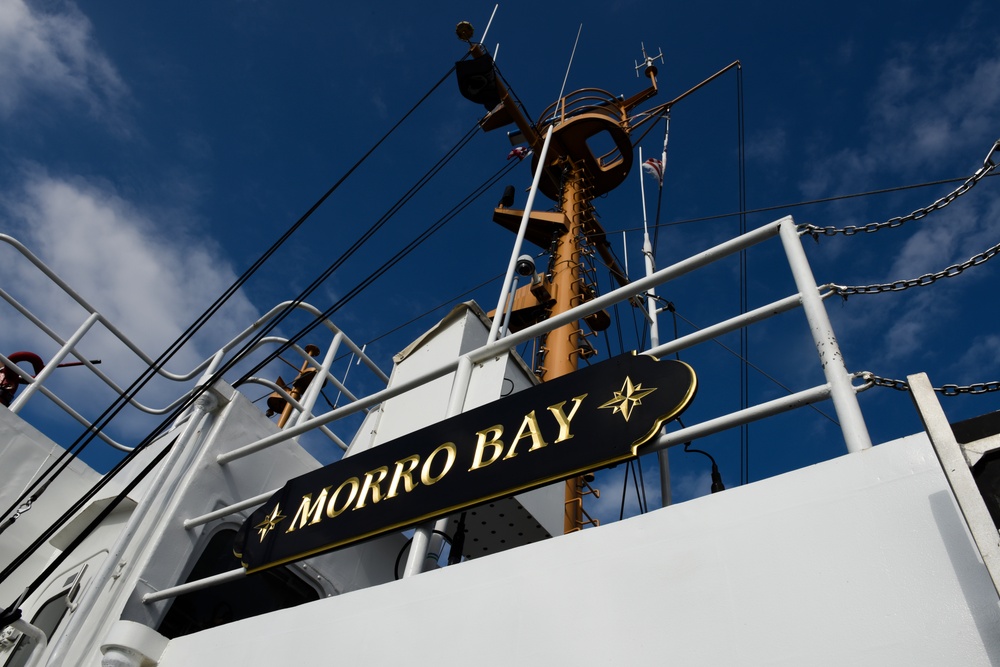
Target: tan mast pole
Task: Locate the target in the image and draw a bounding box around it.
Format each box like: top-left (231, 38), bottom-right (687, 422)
top-left (538, 162), bottom-right (588, 532)
top-left (457, 20), bottom-right (660, 534)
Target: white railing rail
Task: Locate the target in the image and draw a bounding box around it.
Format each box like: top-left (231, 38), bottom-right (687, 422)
top-left (192, 215), bottom-right (872, 537)
top-left (218, 215), bottom-right (871, 467)
top-left (9, 215), bottom-right (872, 606)
top-left (0, 234), bottom-right (386, 452)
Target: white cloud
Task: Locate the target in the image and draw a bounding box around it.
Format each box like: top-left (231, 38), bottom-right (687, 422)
top-left (794, 20), bottom-right (1000, 382)
top-left (955, 334), bottom-right (1000, 381)
top-left (745, 127), bottom-right (787, 165)
top-left (871, 38), bottom-right (1000, 166)
top-left (589, 461), bottom-right (663, 525)
top-left (887, 206), bottom-right (982, 279)
top-left (671, 469), bottom-right (713, 503)
top-left (802, 29), bottom-right (1000, 198)
top-left (0, 0), bottom-right (128, 121)
top-left (587, 457), bottom-right (720, 525)
top-left (0, 171), bottom-right (259, 434)
top-left (880, 308), bottom-right (932, 363)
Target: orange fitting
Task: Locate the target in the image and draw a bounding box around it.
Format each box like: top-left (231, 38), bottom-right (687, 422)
top-left (563, 497), bottom-right (600, 530)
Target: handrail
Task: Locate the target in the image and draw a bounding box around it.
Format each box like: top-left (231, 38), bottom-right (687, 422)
top-left (0, 235), bottom-right (206, 382)
top-left (537, 87), bottom-right (625, 127)
top-left (240, 377), bottom-right (349, 450)
top-left (182, 489), bottom-right (278, 529)
top-left (221, 216), bottom-right (869, 462)
top-left (157, 214), bottom-right (877, 604)
top-left (218, 217), bottom-right (796, 464)
top-left (1, 234), bottom-right (388, 392)
top-left (4, 213), bottom-right (875, 610)
top-left (1, 233), bottom-right (387, 453)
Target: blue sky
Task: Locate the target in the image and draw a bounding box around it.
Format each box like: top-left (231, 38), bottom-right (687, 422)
top-left (1, 0), bottom-right (999, 525)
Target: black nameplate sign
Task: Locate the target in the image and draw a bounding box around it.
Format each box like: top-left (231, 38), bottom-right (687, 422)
top-left (234, 353), bottom-right (696, 572)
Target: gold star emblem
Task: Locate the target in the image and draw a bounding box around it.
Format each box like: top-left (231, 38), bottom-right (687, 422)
top-left (599, 376), bottom-right (657, 422)
top-left (255, 504), bottom-right (285, 542)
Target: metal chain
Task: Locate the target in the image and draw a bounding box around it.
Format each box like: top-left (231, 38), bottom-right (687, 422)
top-left (829, 237), bottom-right (1000, 297)
top-left (862, 372), bottom-right (1000, 395)
top-left (800, 139), bottom-right (999, 238)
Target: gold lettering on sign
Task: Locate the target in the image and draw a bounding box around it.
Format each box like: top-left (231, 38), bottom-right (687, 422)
top-left (546, 394), bottom-right (588, 443)
top-left (287, 487), bottom-right (330, 533)
top-left (326, 476), bottom-right (359, 518)
top-left (469, 425), bottom-right (504, 471)
top-left (386, 455), bottom-right (421, 499)
top-left (277, 392), bottom-right (596, 535)
top-left (502, 410), bottom-right (547, 460)
top-left (422, 442), bottom-right (456, 485)
top-left (355, 466), bottom-right (390, 510)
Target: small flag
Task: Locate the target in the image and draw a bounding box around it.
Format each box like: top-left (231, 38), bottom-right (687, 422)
top-left (642, 157), bottom-right (663, 186)
top-left (507, 146), bottom-right (529, 160)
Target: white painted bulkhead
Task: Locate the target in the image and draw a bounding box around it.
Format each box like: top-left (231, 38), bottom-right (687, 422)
top-left (345, 302), bottom-right (564, 538)
top-left (155, 434), bottom-right (1000, 666)
top-left (0, 404), bottom-right (103, 605)
top-left (5, 301), bottom-right (999, 665)
top-left (0, 302), bottom-right (564, 665)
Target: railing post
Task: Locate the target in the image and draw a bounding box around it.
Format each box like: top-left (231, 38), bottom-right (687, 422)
top-left (10, 312), bottom-right (101, 413)
top-left (403, 355), bottom-right (475, 577)
top-left (44, 388), bottom-right (225, 665)
top-left (778, 218), bottom-right (871, 453)
top-left (291, 332), bottom-right (343, 427)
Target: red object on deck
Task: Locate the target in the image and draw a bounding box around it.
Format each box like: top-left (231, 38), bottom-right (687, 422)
top-left (0, 351), bottom-right (45, 407)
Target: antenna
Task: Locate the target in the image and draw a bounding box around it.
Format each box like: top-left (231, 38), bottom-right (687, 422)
top-left (556, 23), bottom-right (584, 121)
top-left (634, 42), bottom-right (664, 78)
top-left (480, 4), bottom-right (499, 45)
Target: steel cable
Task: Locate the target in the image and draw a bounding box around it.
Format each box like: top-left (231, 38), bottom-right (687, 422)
top-left (0, 62), bottom-right (461, 571)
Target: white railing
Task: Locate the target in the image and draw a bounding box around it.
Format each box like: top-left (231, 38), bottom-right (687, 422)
top-left (5, 214), bottom-right (874, 606)
top-left (139, 214), bottom-right (877, 604)
top-left (0, 234), bottom-right (387, 453)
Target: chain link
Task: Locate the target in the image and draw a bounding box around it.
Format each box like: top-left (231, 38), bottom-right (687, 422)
top-left (862, 371), bottom-right (1000, 395)
top-left (829, 237), bottom-right (1000, 297)
top-left (799, 139), bottom-right (1000, 238)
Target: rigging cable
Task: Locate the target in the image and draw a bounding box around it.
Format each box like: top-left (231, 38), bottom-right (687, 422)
top-left (2, 99), bottom-right (490, 593)
top-left (736, 64), bottom-right (749, 487)
top-left (6, 106), bottom-right (481, 551)
top-left (618, 464), bottom-right (630, 520)
top-left (635, 459), bottom-right (648, 513)
top-left (616, 458), bottom-right (649, 518)
top-left (0, 436), bottom-right (176, 605)
top-left (0, 64), bottom-right (467, 592)
top-left (232, 147), bottom-right (523, 388)
top-left (357, 272), bottom-right (505, 348)
top-left (650, 113), bottom-right (669, 255)
top-left (0, 63), bottom-right (462, 540)
top-left (219, 118), bottom-right (484, 386)
top-left (631, 171), bottom-right (1000, 233)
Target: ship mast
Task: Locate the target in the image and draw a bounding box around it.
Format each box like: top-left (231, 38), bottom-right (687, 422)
top-left (456, 22), bottom-right (660, 532)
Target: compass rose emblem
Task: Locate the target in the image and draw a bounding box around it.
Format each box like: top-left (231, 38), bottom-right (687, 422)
top-left (255, 504), bottom-right (286, 542)
top-left (598, 376), bottom-right (657, 422)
